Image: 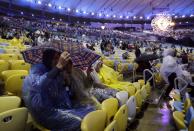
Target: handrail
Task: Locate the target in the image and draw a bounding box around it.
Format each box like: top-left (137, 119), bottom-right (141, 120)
top-left (143, 69), bottom-right (155, 88)
top-left (174, 77), bottom-right (188, 92)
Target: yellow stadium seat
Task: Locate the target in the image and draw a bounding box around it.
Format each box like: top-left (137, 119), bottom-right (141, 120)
top-left (10, 60), bottom-right (31, 71)
top-left (81, 110), bottom-right (106, 131)
top-left (138, 79), bottom-right (145, 87)
top-left (104, 120), bottom-right (118, 131)
top-left (101, 98), bottom-right (119, 125)
top-left (0, 96), bottom-right (21, 113)
top-left (124, 85), bottom-right (136, 97)
top-left (5, 74), bottom-right (28, 96)
top-left (184, 98), bottom-right (192, 113)
top-left (135, 90), bottom-right (143, 113)
top-left (0, 54), bottom-right (18, 60)
top-left (145, 82), bottom-right (151, 96)
top-left (0, 107), bottom-right (28, 131)
top-left (0, 60), bottom-right (9, 81)
top-left (140, 85), bottom-right (148, 101)
top-left (5, 49), bottom-right (20, 54)
top-left (173, 111), bottom-right (186, 130)
top-left (113, 105), bottom-right (128, 131)
top-left (133, 82), bottom-right (141, 90)
top-left (1, 70), bottom-right (28, 82)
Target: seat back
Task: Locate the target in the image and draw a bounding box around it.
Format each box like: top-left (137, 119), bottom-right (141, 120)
top-left (140, 85), bottom-right (147, 100)
top-left (116, 91), bottom-right (128, 106)
top-left (5, 74), bottom-right (28, 96)
top-left (0, 54), bottom-right (18, 61)
top-left (2, 70), bottom-right (28, 82)
top-left (0, 96), bottom-right (21, 113)
top-left (173, 111), bottom-right (186, 129)
top-left (135, 90), bottom-right (143, 108)
top-left (101, 98), bottom-right (119, 125)
top-left (185, 107), bottom-right (194, 125)
top-left (184, 98), bottom-right (191, 113)
top-left (145, 82), bottom-right (151, 96)
top-left (104, 120), bottom-right (118, 131)
top-left (126, 96), bottom-right (136, 120)
top-left (133, 82), bottom-right (141, 91)
top-left (5, 49), bottom-right (20, 54)
top-left (113, 105), bottom-right (128, 131)
top-left (138, 79), bottom-right (145, 87)
top-left (10, 60), bottom-right (31, 71)
top-left (0, 107), bottom-right (28, 131)
top-left (81, 110), bottom-right (106, 131)
top-left (0, 60), bottom-right (9, 80)
top-left (124, 85), bottom-right (136, 97)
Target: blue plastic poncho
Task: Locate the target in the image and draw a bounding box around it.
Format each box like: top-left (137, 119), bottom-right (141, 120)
top-left (22, 64), bottom-right (94, 130)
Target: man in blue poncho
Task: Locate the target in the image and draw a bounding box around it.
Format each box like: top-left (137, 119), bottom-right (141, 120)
top-left (22, 49), bottom-right (95, 131)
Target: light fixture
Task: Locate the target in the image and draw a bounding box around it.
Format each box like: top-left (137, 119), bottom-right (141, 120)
top-left (48, 3), bottom-right (52, 7)
top-left (120, 15), bottom-right (123, 18)
top-left (52, 17), bottom-right (55, 20)
top-left (76, 9), bottom-right (79, 13)
top-left (140, 16), bottom-right (143, 19)
top-left (186, 21), bottom-right (189, 23)
top-left (101, 25), bottom-right (105, 30)
top-left (58, 6), bottom-right (62, 9)
top-left (133, 16), bottom-right (136, 19)
top-left (83, 11), bottom-right (86, 14)
top-left (174, 16), bottom-right (178, 18)
top-left (67, 8), bottom-right (71, 11)
top-left (182, 15), bottom-right (185, 18)
top-left (21, 12), bottom-right (23, 15)
top-left (32, 14), bottom-right (34, 17)
top-left (151, 14), bottom-right (174, 35)
top-left (106, 14), bottom-right (109, 17)
top-left (60, 19), bottom-right (62, 21)
top-left (37, 0), bottom-right (41, 4)
top-left (113, 15), bottom-right (116, 18)
top-left (126, 16), bottom-right (129, 19)
top-left (147, 16), bottom-right (150, 19)
top-left (190, 14), bottom-right (194, 17)
top-left (91, 12), bottom-right (94, 15)
top-left (99, 13), bottom-right (102, 17)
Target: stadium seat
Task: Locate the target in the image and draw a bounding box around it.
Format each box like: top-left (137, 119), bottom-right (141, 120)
top-left (4, 49), bottom-right (20, 54)
top-left (0, 107), bottom-right (28, 131)
top-left (135, 90), bottom-right (143, 113)
top-left (4, 74), bottom-right (28, 96)
top-left (173, 98), bottom-right (191, 113)
top-left (138, 79), bottom-right (145, 87)
top-left (140, 85), bottom-right (148, 101)
top-left (101, 98), bottom-right (119, 125)
top-left (0, 60), bottom-right (9, 80)
top-left (0, 96), bottom-right (21, 113)
top-left (113, 104), bottom-right (128, 131)
top-left (0, 54), bottom-right (18, 60)
top-left (124, 85), bottom-right (136, 97)
top-left (1, 70), bottom-right (28, 82)
top-left (81, 110), bottom-right (106, 131)
top-left (173, 111), bottom-right (187, 130)
top-left (145, 82), bottom-right (151, 96)
top-left (133, 82), bottom-right (141, 91)
top-left (10, 60), bottom-right (30, 71)
top-left (104, 120), bottom-right (118, 131)
top-left (116, 91), bottom-right (128, 106)
top-left (126, 96), bottom-right (136, 121)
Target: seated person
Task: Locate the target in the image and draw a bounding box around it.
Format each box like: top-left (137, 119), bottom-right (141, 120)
top-left (103, 42), bottom-right (115, 56)
top-left (22, 49), bottom-right (95, 130)
top-left (89, 60), bottom-right (118, 102)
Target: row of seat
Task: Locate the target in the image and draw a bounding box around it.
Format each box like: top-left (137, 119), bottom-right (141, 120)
top-left (81, 81), bottom-right (151, 131)
top-left (0, 54), bottom-right (24, 61)
top-left (171, 92), bottom-right (194, 131)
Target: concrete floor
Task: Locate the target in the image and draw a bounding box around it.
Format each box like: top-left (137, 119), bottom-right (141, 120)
top-left (128, 86), bottom-right (176, 131)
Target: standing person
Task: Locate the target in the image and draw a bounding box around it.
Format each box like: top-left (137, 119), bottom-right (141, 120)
top-left (135, 45), bottom-right (141, 58)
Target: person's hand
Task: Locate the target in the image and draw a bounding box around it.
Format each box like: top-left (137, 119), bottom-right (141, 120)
top-left (86, 66), bottom-right (94, 76)
top-left (56, 51), bottom-right (71, 69)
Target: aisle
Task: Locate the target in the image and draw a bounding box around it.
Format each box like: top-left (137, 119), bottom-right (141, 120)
top-left (133, 101), bottom-right (175, 131)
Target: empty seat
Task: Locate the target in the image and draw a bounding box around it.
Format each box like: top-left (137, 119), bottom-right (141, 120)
top-left (113, 105), bottom-right (128, 131)
top-left (0, 96), bottom-right (21, 113)
top-left (10, 60), bottom-right (30, 71)
top-left (140, 85), bottom-right (148, 101)
top-left (1, 70), bottom-right (28, 82)
top-left (0, 107), bottom-right (28, 131)
top-left (133, 82), bottom-right (141, 91)
top-left (81, 110), bottom-right (106, 131)
top-left (116, 91), bottom-right (128, 106)
top-left (5, 74), bottom-right (28, 96)
top-left (173, 111), bottom-right (187, 130)
top-left (5, 49), bottom-right (20, 54)
top-left (0, 54), bottom-right (18, 61)
top-left (0, 60), bottom-right (9, 80)
top-left (101, 98), bottom-right (119, 125)
top-left (135, 90), bottom-right (143, 113)
top-left (126, 96), bottom-right (136, 121)
top-left (104, 120), bottom-right (118, 131)
top-left (124, 85), bottom-right (136, 97)
top-left (138, 79), bottom-right (145, 87)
